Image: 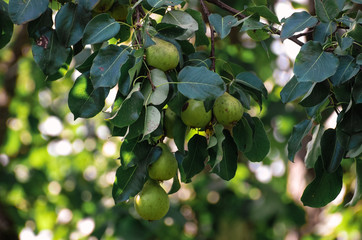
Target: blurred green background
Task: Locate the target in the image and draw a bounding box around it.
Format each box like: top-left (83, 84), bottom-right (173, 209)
top-left (1, 0), bottom-right (362, 240)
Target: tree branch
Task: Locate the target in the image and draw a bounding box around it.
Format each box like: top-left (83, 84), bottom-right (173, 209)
top-left (200, 0), bottom-right (216, 71)
top-left (205, 0), bottom-right (304, 46)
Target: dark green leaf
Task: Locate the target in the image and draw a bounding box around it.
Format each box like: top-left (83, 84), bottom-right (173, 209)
top-left (208, 14), bottom-right (238, 39)
top-left (185, 8), bottom-right (209, 47)
top-left (76, 51), bottom-right (98, 73)
top-left (0, 5), bottom-right (13, 49)
top-left (288, 119), bottom-right (313, 161)
top-left (83, 13), bottom-right (120, 45)
top-left (229, 83), bottom-right (251, 109)
top-left (233, 117), bottom-right (253, 152)
top-left (353, 72), bottom-right (362, 103)
top-left (168, 173), bottom-right (181, 194)
top-left (301, 156), bottom-right (343, 207)
top-left (27, 7), bottom-right (53, 39)
top-left (357, 53), bottom-right (362, 65)
top-left (112, 144), bottom-right (162, 203)
top-left (126, 108), bottom-right (146, 140)
top-left (210, 124), bottom-right (225, 168)
top-left (182, 134), bottom-right (208, 182)
top-left (161, 10), bottom-right (198, 40)
top-left (336, 34), bottom-right (353, 51)
top-left (305, 124), bottom-right (324, 168)
top-left (348, 21), bottom-right (362, 42)
top-left (321, 128), bottom-right (345, 173)
top-left (315, 0), bottom-right (340, 22)
top-left (281, 11), bottom-right (318, 41)
top-left (147, 0), bottom-right (183, 7)
top-left (78, 0), bottom-right (99, 11)
top-left (313, 22), bottom-right (337, 43)
top-left (172, 116), bottom-right (187, 154)
top-left (8, 0), bottom-right (48, 25)
top-left (306, 97), bottom-right (330, 119)
top-left (32, 30), bottom-right (71, 76)
top-left (90, 44), bottom-right (130, 89)
top-left (235, 72), bottom-right (268, 98)
top-left (294, 41), bottom-right (339, 82)
top-left (300, 81), bottom-right (330, 107)
top-left (339, 104), bottom-right (362, 134)
top-left (240, 17), bottom-right (266, 32)
top-left (119, 139), bottom-right (157, 168)
top-left (346, 159), bottom-right (362, 206)
top-left (142, 69), bottom-right (169, 106)
top-left (177, 66), bottom-right (226, 101)
top-left (212, 130), bottom-right (238, 180)
top-left (110, 90), bottom-right (144, 128)
top-left (330, 55), bottom-right (359, 86)
top-left (245, 117), bottom-right (270, 162)
top-left (280, 76), bottom-right (314, 103)
top-left (246, 6), bottom-right (280, 24)
top-left (247, 29), bottom-right (270, 41)
top-left (155, 23), bottom-right (187, 39)
top-left (55, 3), bottom-right (92, 47)
top-left (68, 73), bottom-right (109, 119)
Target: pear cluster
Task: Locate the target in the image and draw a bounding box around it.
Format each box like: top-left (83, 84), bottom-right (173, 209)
top-left (93, 0), bottom-right (128, 22)
top-left (134, 143), bottom-right (178, 220)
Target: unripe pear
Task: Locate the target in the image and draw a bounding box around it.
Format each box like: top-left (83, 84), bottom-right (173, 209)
top-left (110, 3), bottom-right (128, 21)
top-left (148, 143), bottom-right (178, 181)
top-left (181, 99), bottom-right (212, 128)
top-left (145, 38), bottom-right (179, 71)
top-left (213, 92), bottom-right (243, 126)
top-left (134, 180), bottom-right (170, 221)
top-left (93, 0), bottom-right (114, 13)
top-left (164, 107), bottom-right (177, 138)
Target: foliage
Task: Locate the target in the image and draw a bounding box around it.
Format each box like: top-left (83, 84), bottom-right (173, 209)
top-left (1, 0), bottom-right (362, 235)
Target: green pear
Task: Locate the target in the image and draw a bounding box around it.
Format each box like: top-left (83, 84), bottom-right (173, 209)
top-left (213, 92), bottom-right (244, 126)
top-left (164, 107), bottom-right (177, 138)
top-left (110, 3), bottom-right (128, 21)
top-left (134, 180), bottom-right (170, 221)
top-left (93, 0), bottom-right (114, 13)
top-left (148, 143), bottom-right (178, 181)
top-left (145, 38), bottom-right (179, 71)
top-left (181, 99), bottom-right (212, 128)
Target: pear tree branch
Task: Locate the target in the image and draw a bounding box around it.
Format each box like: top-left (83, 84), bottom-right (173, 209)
top-left (200, 0), bottom-right (216, 71)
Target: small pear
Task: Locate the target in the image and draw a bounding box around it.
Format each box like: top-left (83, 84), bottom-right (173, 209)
top-left (181, 99), bottom-right (212, 128)
top-left (164, 107), bottom-right (177, 138)
top-left (148, 143), bottom-right (178, 181)
top-left (93, 0), bottom-right (114, 13)
top-left (213, 92), bottom-right (243, 126)
top-left (134, 180), bottom-right (170, 221)
top-left (146, 38), bottom-right (179, 71)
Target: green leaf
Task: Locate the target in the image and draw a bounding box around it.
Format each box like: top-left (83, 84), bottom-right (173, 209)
top-left (142, 69), bottom-right (169, 106)
top-left (168, 173), bottom-right (181, 194)
top-left (338, 104), bottom-right (362, 134)
top-left (27, 8), bottom-right (53, 39)
top-left (320, 128), bottom-right (345, 173)
top-left (155, 23), bottom-right (187, 39)
top-left (147, 0), bottom-right (183, 8)
top-left (294, 41), bottom-right (339, 82)
top-left (315, 0), bottom-right (340, 22)
top-left (330, 55), bottom-right (359, 86)
top-left (211, 124), bottom-right (225, 168)
top-left (281, 11), bottom-right (318, 41)
top-left (68, 73), bottom-right (109, 119)
top-left (78, 0), bottom-right (99, 11)
top-left (288, 119), bottom-right (313, 161)
top-left (32, 30), bottom-right (71, 76)
top-left (346, 159), bottom-right (362, 206)
top-left (143, 106), bottom-right (161, 137)
top-left (161, 10), bottom-right (198, 40)
top-left (208, 14), bottom-right (238, 39)
top-left (235, 72), bottom-right (268, 98)
top-left (348, 21), bottom-right (362, 42)
top-left (229, 83), bottom-right (251, 109)
top-left (185, 9), bottom-right (209, 47)
top-left (247, 29), bottom-right (270, 41)
top-left (301, 156), bottom-right (343, 207)
top-left (182, 134), bottom-right (208, 182)
top-left (353, 73), bottom-right (362, 103)
top-left (8, 0), bottom-right (48, 25)
top-left (212, 130), bottom-right (238, 180)
top-left (177, 66), bottom-right (226, 101)
top-left (55, 3), bottom-right (92, 47)
top-left (90, 45), bottom-right (130, 89)
top-left (240, 17), bottom-right (266, 32)
top-left (83, 13), bottom-right (120, 45)
top-left (280, 76), bottom-right (314, 103)
top-left (245, 117), bottom-right (270, 162)
top-left (233, 117), bottom-right (253, 152)
top-left (336, 34), bottom-right (353, 51)
top-left (246, 6), bottom-right (280, 24)
top-left (313, 22), bottom-right (337, 43)
top-left (119, 139), bottom-right (158, 168)
top-left (0, 3), bottom-right (13, 49)
top-left (305, 124), bottom-right (324, 168)
top-left (110, 91), bottom-right (144, 128)
top-left (126, 108), bottom-right (146, 140)
top-left (357, 53), bottom-right (362, 65)
top-left (299, 81), bottom-right (330, 107)
top-left (112, 144), bottom-right (162, 203)
top-left (76, 51), bottom-right (98, 73)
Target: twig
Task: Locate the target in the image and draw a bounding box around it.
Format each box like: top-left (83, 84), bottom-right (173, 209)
top-left (200, 0), bottom-right (216, 71)
top-left (132, 0), bottom-right (142, 47)
top-left (205, 0), bottom-right (304, 47)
